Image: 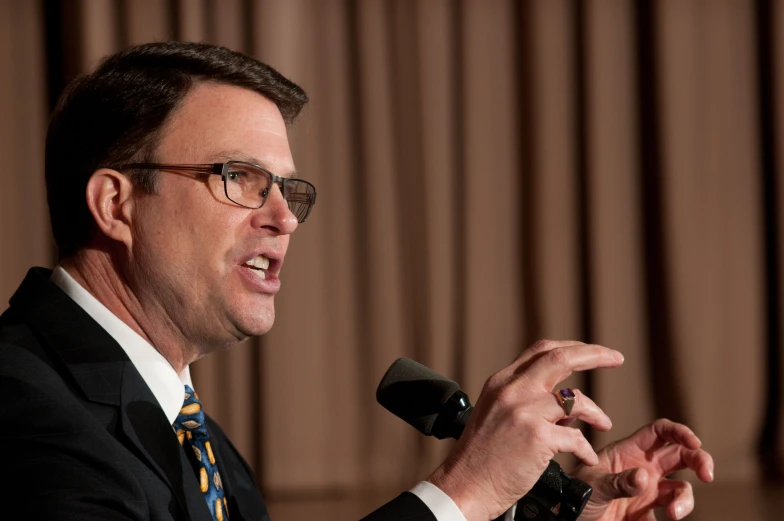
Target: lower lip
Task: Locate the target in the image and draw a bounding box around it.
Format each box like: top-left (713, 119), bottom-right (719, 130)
top-left (237, 265), bottom-right (281, 294)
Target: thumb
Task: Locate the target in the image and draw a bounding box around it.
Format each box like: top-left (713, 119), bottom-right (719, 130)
top-left (592, 468), bottom-right (648, 501)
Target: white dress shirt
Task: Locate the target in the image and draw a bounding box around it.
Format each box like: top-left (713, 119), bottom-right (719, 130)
top-left (51, 266), bottom-right (488, 521)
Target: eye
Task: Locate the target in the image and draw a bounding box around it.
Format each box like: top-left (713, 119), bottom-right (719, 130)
top-left (261, 188), bottom-right (270, 197)
top-left (226, 169), bottom-right (248, 183)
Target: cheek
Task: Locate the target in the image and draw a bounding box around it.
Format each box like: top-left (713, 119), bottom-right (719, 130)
top-left (132, 199), bottom-right (226, 275)
top-left (131, 182), bottom-right (256, 294)
top-left (132, 218), bottom-right (189, 278)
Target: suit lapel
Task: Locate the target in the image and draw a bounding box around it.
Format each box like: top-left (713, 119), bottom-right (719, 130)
top-left (205, 416), bottom-right (270, 521)
top-left (10, 268), bottom-right (127, 406)
top-left (120, 363), bottom-right (214, 521)
top-left (9, 268), bottom-right (212, 521)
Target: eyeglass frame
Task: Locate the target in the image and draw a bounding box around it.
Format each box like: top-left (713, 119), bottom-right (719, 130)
top-left (116, 161), bottom-right (317, 223)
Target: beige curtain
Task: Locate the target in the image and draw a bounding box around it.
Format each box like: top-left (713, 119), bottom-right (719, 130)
top-left (1, 0), bottom-right (782, 502)
top-left (0, 0), bottom-right (50, 303)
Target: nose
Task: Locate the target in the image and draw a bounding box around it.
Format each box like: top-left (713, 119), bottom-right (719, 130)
top-left (250, 183), bottom-right (299, 235)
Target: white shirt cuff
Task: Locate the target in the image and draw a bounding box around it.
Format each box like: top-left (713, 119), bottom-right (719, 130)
top-left (409, 481), bottom-right (518, 521)
top-left (409, 481), bottom-right (467, 521)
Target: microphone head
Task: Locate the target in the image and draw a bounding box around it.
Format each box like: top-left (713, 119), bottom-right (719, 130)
top-left (376, 358), bottom-right (461, 436)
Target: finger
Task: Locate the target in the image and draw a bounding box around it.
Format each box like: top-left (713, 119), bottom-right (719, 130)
top-left (588, 467), bottom-right (649, 502)
top-left (522, 344), bottom-right (624, 390)
top-left (524, 339), bottom-right (587, 354)
top-left (555, 417), bottom-right (577, 427)
top-left (550, 425), bottom-right (599, 466)
top-left (547, 389), bottom-right (613, 431)
top-left (489, 341), bottom-right (590, 391)
top-left (655, 480), bottom-right (694, 520)
top-left (633, 419), bottom-right (702, 453)
top-left (511, 339), bottom-right (587, 369)
top-left (656, 446), bottom-right (715, 482)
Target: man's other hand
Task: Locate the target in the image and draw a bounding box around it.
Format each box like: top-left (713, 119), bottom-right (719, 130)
top-left (573, 418), bottom-right (715, 521)
top-left (426, 339), bottom-right (625, 521)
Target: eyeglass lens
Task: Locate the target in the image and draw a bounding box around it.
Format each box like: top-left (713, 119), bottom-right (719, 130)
top-left (224, 162), bottom-right (315, 222)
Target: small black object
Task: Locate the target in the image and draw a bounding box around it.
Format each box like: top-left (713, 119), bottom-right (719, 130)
top-left (514, 461), bottom-right (592, 521)
top-left (377, 358), bottom-right (592, 521)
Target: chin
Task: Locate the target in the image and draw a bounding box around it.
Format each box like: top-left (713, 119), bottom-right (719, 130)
top-left (232, 308), bottom-right (276, 338)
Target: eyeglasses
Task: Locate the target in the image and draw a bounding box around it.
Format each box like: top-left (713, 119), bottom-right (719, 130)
top-left (119, 161), bottom-right (317, 223)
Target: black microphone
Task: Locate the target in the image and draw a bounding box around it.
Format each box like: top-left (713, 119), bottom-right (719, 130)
top-left (376, 357), bottom-right (592, 521)
top-left (376, 357), bottom-right (473, 440)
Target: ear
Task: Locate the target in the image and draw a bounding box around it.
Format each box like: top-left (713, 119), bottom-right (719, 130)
top-left (85, 168), bottom-right (136, 248)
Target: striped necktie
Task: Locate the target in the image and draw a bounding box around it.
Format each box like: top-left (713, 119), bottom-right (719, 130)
top-left (173, 385), bottom-right (229, 521)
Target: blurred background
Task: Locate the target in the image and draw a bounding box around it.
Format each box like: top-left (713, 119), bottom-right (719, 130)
top-left (1, 0), bottom-right (784, 519)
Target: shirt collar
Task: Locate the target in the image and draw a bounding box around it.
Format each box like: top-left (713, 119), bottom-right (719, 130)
top-left (50, 266), bottom-right (192, 425)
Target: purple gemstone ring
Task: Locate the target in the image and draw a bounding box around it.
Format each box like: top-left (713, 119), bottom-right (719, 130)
top-left (554, 388), bottom-right (576, 417)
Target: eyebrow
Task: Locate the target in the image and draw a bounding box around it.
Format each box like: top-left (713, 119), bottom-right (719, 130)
top-left (212, 150), bottom-right (299, 179)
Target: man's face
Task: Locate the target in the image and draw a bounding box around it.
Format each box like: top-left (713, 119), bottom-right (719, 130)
top-left (127, 82), bottom-right (299, 352)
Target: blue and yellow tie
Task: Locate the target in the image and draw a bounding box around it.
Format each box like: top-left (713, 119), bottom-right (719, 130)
top-left (174, 385), bottom-right (229, 521)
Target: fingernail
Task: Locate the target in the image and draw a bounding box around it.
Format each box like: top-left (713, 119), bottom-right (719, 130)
top-left (613, 350), bottom-right (625, 362)
top-left (709, 469), bottom-right (714, 481)
top-left (674, 504), bottom-right (684, 519)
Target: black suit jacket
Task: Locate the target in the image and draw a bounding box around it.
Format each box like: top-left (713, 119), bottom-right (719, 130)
top-left (0, 268), bottom-right (435, 521)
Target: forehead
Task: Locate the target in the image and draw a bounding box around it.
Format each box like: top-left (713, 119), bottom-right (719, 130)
top-left (154, 82), bottom-right (293, 171)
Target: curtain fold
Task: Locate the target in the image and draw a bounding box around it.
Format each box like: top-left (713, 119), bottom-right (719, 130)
top-left (658, 0), bottom-right (764, 480)
top-left (583, 0), bottom-right (653, 449)
top-left (1, 0), bottom-right (782, 499)
top-left (0, 0), bottom-right (50, 302)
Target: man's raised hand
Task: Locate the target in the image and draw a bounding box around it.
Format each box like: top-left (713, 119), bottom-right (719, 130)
top-left (427, 340), bottom-right (625, 521)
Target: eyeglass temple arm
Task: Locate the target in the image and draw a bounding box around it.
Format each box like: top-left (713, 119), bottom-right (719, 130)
top-left (121, 163), bottom-right (224, 176)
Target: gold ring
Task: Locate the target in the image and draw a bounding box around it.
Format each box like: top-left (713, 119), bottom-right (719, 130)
top-left (554, 388), bottom-right (576, 417)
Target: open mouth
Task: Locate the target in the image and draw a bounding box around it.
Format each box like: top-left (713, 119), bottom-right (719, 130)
top-left (242, 254), bottom-right (270, 280)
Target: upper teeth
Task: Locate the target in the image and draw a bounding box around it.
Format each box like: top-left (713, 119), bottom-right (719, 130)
top-left (246, 255), bottom-right (270, 270)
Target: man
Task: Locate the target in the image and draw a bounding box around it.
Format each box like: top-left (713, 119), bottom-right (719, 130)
top-left (0, 42), bottom-right (712, 520)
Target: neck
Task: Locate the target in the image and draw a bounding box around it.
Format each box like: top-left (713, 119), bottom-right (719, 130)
top-left (61, 249), bottom-right (195, 374)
